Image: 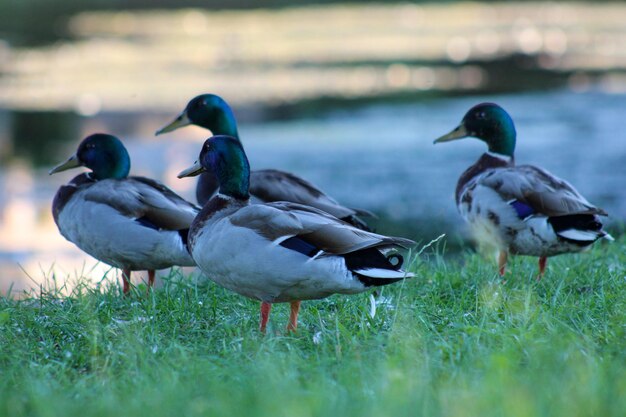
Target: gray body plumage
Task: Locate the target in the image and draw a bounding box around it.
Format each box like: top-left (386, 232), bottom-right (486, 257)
top-left (189, 195), bottom-right (413, 303)
top-left (457, 153), bottom-right (610, 256)
top-left (54, 174), bottom-right (199, 271)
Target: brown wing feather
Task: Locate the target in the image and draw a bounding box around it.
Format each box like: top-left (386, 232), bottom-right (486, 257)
top-left (82, 177), bottom-right (200, 231)
top-left (480, 165), bottom-right (607, 216)
top-left (229, 201), bottom-right (414, 255)
top-left (228, 202), bottom-right (303, 241)
top-left (250, 169), bottom-right (366, 219)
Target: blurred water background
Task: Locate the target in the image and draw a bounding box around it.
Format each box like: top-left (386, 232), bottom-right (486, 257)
top-left (0, 1), bottom-right (624, 294)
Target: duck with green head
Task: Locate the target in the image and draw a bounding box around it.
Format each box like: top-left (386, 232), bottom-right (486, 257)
top-left (50, 133), bottom-right (199, 293)
top-left (178, 135), bottom-right (416, 333)
top-left (156, 93), bottom-right (374, 230)
top-left (434, 103), bottom-right (612, 278)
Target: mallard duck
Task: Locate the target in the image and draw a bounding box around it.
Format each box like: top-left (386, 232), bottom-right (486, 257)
top-left (155, 93), bottom-right (374, 230)
top-left (50, 133), bottom-right (199, 293)
top-left (434, 103), bottom-right (612, 278)
top-left (177, 135), bottom-right (415, 332)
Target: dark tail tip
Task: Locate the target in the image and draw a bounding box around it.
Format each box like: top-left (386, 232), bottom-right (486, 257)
top-left (342, 215), bottom-right (373, 231)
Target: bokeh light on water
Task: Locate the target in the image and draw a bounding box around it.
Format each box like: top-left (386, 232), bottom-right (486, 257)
top-left (0, 2), bottom-right (624, 294)
top-left (3, 2), bottom-right (626, 112)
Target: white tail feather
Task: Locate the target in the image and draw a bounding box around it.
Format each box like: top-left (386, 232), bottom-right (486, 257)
top-left (557, 229), bottom-right (603, 242)
top-left (354, 268), bottom-right (415, 279)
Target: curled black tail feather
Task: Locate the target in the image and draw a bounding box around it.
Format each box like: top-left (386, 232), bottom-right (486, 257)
top-left (386, 253), bottom-right (403, 268)
top-left (548, 214), bottom-right (605, 245)
top-left (345, 248), bottom-right (406, 287)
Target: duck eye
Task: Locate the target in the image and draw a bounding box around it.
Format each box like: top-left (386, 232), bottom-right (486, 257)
top-left (477, 111), bottom-right (487, 119)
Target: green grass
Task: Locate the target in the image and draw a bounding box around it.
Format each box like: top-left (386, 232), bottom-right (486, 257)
top-left (1, 237), bottom-right (625, 417)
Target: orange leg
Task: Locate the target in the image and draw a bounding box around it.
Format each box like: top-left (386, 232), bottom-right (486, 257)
top-left (260, 302), bottom-right (272, 333)
top-left (537, 257), bottom-right (547, 281)
top-left (122, 268), bottom-right (132, 295)
top-left (148, 270), bottom-right (156, 288)
top-left (287, 301), bottom-right (301, 332)
top-left (498, 251), bottom-right (508, 277)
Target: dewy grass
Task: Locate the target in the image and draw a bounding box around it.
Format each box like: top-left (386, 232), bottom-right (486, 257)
top-left (0, 237), bottom-right (624, 417)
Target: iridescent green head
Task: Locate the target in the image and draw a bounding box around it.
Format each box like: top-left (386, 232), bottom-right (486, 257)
top-left (177, 135), bottom-right (250, 200)
top-left (49, 133), bottom-right (130, 180)
top-left (155, 94), bottom-right (240, 139)
top-left (434, 103), bottom-right (517, 157)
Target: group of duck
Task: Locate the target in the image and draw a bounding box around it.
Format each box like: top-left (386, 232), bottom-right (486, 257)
top-left (49, 94), bottom-right (612, 332)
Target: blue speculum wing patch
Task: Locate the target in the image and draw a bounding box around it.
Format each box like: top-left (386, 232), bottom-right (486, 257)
top-left (510, 200), bottom-right (534, 219)
top-left (135, 216), bottom-right (160, 230)
top-left (280, 236), bottom-right (319, 257)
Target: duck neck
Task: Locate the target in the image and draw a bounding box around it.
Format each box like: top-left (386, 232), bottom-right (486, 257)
top-left (219, 166), bottom-right (250, 201)
top-left (216, 115), bottom-right (240, 140)
top-left (487, 135), bottom-right (515, 158)
top-left (90, 150), bottom-right (130, 180)
top-left (204, 107), bottom-right (240, 140)
top-left (483, 118), bottom-right (516, 158)
top-left (196, 109), bottom-right (241, 201)
top-left (213, 141), bottom-right (251, 201)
